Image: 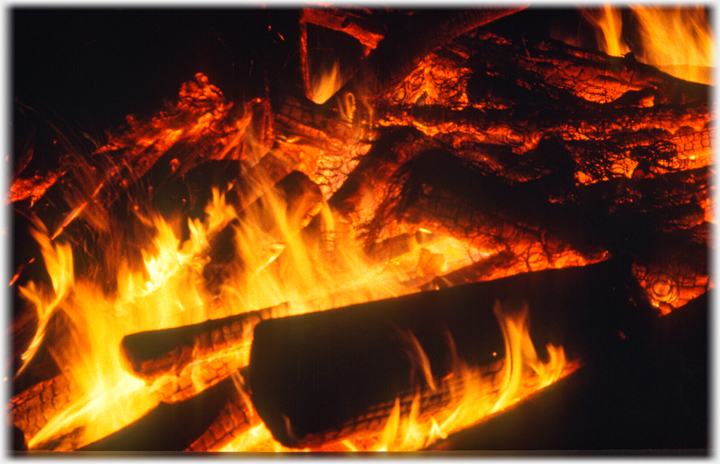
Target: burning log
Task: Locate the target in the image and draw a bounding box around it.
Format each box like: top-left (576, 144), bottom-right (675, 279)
top-left (120, 305), bottom-right (273, 385)
top-left (247, 257), bottom-right (646, 448)
top-left (9, 7), bottom-right (713, 453)
top-left (346, 8), bottom-right (528, 102)
top-left (9, 374), bottom-right (76, 445)
top-left (186, 373), bottom-right (255, 452)
top-left (76, 375), bottom-right (239, 452)
top-left (429, 290), bottom-right (709, 451)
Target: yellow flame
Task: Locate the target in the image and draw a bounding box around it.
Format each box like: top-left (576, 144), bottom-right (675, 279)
top-left (16, 220), bottom-right (74, 377)
top-left (311, 61), bottom-right (344, 105)
top-left (631, 5), bottom-right (715, 85)
top-left (585, 5), bottom-right (631, 57)
top-left (17, 165), bottom-right (485, 450)
top-left (15, 73), bottom-right (579, 451)
top-left (585, 5), bottom-right (714, 84)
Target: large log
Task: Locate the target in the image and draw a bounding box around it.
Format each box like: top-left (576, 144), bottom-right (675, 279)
top-left (247, 257), bottom-right (649, 448)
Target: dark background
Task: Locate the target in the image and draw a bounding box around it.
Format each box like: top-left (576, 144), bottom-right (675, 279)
top-left (10, 8), bottom-right (595, 156)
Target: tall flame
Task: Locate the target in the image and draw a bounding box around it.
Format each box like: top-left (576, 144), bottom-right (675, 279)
top-left (16, 166), bottom-right (481, 450)
top-left (631, 5), bottom-right (715, 85)
top-left (584, 5), bottom-right (631, 58)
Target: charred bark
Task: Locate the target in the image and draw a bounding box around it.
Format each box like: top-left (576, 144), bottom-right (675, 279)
top-left (361, 147), bottom-right (709, 310)
top-left (120, 305), bottom-right (271, 384)
top-left (247, 257), bottom-right (648, 448)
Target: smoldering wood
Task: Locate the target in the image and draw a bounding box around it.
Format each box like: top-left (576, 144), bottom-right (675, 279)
top-left (9, 374), bottom-right (76, 447)
top-left (361, 147), bottom-right (709, 308)
top-left (302, 8), bottom-right (387, 52)
top-left (342, 8), bottom-right (528, 102)
top-left (247, 257), bottom-right (647, 448)
top-left (422, 250), bottom-right (519, 289)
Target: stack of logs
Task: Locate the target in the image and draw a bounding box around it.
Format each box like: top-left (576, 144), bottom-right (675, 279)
top-left (9, 7), bottom-right (711, 451)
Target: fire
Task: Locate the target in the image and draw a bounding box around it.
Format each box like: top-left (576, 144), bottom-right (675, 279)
top-left (311, 61), bottom-right (345, 105)
top-left (584, 5), bottom-right (631, 58)
top-left (584, 5), bottom-right (715, 85)
top-left (222, 301), bottom-right (579, 451)
top-left (10, 5), bottom-right (712, 449)
top-left (13, 96), bottom-right (485, 449)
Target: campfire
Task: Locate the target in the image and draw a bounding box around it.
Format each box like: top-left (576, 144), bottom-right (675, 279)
top-left (8, 6), bottom-right (712, 452)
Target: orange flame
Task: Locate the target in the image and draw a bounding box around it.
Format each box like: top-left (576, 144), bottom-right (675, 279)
top-left (585, 5), bottom-right (715, 85)
top-left (16, 157), bottom-right (483, 450)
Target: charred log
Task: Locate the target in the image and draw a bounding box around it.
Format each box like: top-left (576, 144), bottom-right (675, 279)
top-left (186, 372), bottom-right (255, 452)
top-left (9, 374), bottom-right (76, 446)
top-left (345, 8), bottom-right (528, 102)
top-left (120, 305), bottom-right (272, 384)
top-left (247, 257), bottom-right (648, 448)
top-left (77, 375), bottom-right (238, 452)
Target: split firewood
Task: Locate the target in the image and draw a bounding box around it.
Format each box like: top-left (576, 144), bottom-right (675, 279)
top-left (57, 375), bottom-right (240, 452)
top-left (247, 257), bottom-right (644, 448)
top-left (185, 372), bottom-right (255, 452)
top-left (360, 147), bottom-right (708, 308)
top-left (120, 305), bottom-right (270, 384)
top-left (328, 126), bottom-right (433, 226)
top-left (9, 374), bottom-right (76, 446)
top-left (343, 8), bottom-right (528, 104)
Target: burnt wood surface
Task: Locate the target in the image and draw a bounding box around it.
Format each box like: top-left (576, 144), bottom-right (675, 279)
top-left (120, 306), bottom-right (270, 383)
top-left (247, 257), bottom-right (650, 448)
